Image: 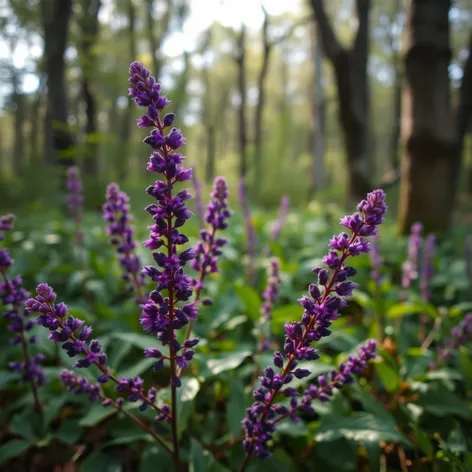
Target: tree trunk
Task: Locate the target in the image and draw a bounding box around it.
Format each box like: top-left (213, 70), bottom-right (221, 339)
top-left (310, 19), bottom-right (325, 196)
top-left (11, 70), bottom-right (25, 176)
top-left (80, 0), bottom-right (101, 176)
top-left (41, 0), bottom-right (75, 166)
top-left (254, 12), bottom-right (271, 194)
top-left (398, 0), bottom-right (457, 233)
top-left (118, 0), bottom-right (137, 181)
top-left (236, 25), bottom-right (248, 179)
top-left (310, 0), bottom-right (371, 203)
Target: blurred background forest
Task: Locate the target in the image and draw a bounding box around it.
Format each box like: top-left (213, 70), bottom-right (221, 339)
top-left (1, 0), bottom-right (472, 234)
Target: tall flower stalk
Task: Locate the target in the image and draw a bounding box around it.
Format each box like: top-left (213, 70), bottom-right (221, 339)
top-left (238, 178), bottom-right (256, 284)
top-left (401, 222), bottom-right (423, 300)
top-left (129, 61), bottom-right (198, 469)
top-left (436, 313), bottom-right (472, 365)
top-left (103, 183), bottom-right (145, 302)
top-left (66, 166), bottom-right (84, 248)
top-left (0, 215), bottom-right (44, 415)
top-left (240, 189), bottom-right (387, 468)
top-left (271, 196), bottom-right (289, 241)
top-left (369, 234), bottom-right (384, 341)
top-left (192, 168), bottom-right (204, 229)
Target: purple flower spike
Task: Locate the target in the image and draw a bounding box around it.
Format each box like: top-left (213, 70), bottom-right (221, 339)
top-left (401, 222), bottom-right (423, 299)
top-left (191, 176), bottom-right (231, 298)
top-left (238, 179), bottom-right (256, 284)
top-left (258, 258), bottom-right (281, 352)
top-left (420, 235), bottom-right (435, 302)
top-left (103, 183), bottom-right (145, 301)
top-left (437, 313), bottom-right (472, 364)
top-left (192, 169), bottom-right (204, 229)
top-left (271, 196), bottom-right (289, 241)
top-left (61, 370), bottom-right (101, 402)
top-left (66, 166), bottom-right (84, 246)
top-left (241, 190), bottom-right (387, 460)
top-left (129, 61), bottom-right (198, 383)
top-left (1, 215), bottom-right (46, 397)
top-left (369, 234), bottom-right (383, 290)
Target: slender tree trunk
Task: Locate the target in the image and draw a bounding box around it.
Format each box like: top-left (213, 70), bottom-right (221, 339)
top-left (80, 0), bottom-right (101, 176)
top-left (118, 0), bottom-right (137, 181)
top-left (310, 0), bottom-right (371, 203)
top-left (310, 19), bottom-right (325, 196)
top-left (41, 0), bottom-right (75, 166)
top-left (11, 70), bottom-right (25, 176)
top-left (398, 0), bottom-right (456, 233)
top-left (236, 25), bottom-right (248, 179)
top-left (146, 0), bottom-right (172, 77)
top-left (254, 13), bottom-right (271, 193)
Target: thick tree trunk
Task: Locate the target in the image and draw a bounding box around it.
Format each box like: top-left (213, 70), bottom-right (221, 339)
top-left (310, 0), bottom-right (371, 203)
top-left (118, 0), bottom-right (137, 181)
top-left (41, 0), bottom-right (75, 166)
top-left (236, 25), bottom-right (248, 179)
top-left (398, 0), bottom-right (457, 233)
top-left (80, 0), bottom-right (101, 176)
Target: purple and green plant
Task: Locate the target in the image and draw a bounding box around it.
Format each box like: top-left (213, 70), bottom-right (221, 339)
top-left (0, 214), bottom-right (44, 415)
top-left (271, 196), bottom-right (289, 241)
top-left (238, 178), bottom-right (256, 284)
top-left (66, 166), bottom-right (84, 247)
top-left (103, 183), bottom-right (145, 301)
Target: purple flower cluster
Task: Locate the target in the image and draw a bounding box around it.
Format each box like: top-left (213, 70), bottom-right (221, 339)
top-left (61, 369), bottom-right (101, 402)
top-left (238, 179), bottom-right (256, 283)
top-left (25, 284), bottom-right (109, 380)
top-left (271, 196), bottom-right (289, 241)
top-left (191, 176), bottom-right (231, 296)
top-left (437, 313), bottom-right (472, 363)
top-left (192, 169), bottom-right (204, 229)
top-left (369, 234), bottom-right (383, 289)
top-left (0, 215), bottom-right (45, 388)
top-left (129, 61), bottom-right (198, 387)
top-left (420, 235), bottom-right (435, 302)
top-left (401, 222), bottom-right (423, 296)
top-left (103, 183), bottom-right (145, 299)
top-left (241, 190), bottom-right (387, 460)
top-left (66, 166), bottom-right (84, 245)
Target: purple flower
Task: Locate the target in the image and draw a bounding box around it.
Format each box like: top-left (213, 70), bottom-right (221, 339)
top-left (437, 313), bottom-right (472, 364)
top-left (103, 183), bottom-right (145, 300)
top-left (369, 234), bottom-right (383, 289)
top-left (191, 177), bottom-right (231, 297)
top-left (1, 215), bottom-right (46, 392)
top-left (420, 235), bottom-right (435, 302)
top-left (241, 189), bottom-right (387, 460)
top-left (61, 370), bottom-right (101, 402)
top-left (401, 222), bottom-right (423, 297)
top-left (192, 169), bottom-right (204, 229)
top-left (258, 258), bottom-right (281, 352)
top-left (238, 179), bottom-right (256, 283)
top-left (66, 166), bottom-right (84, 246)
top-left (271, 196), bottom-right (289, 241)
top-left (129, 61), bottom-right (198, 382)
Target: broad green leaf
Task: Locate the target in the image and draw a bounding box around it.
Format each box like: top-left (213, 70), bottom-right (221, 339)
top-left (199, 351), bottom-right (251, 379)
top-left (120, 358), bottom-right (156, 379)
top-left (112, 332), bottom-right (159, 350)
top-left (190, 439), bottom-right (231, 472)
top-left (79, 404), bottom-right (117, 427)
top-left (271, 304), bottom-right (301, 334)
top-left (316, 413), bottom-right (412, 446)
top-left (0, 439), bottom-right (31, 465)
top-left (56, 421), bottom-right (82, 445)
top-left (140, 445), bottom-right (173, 472)
top-left (234, 283), bottom-right (262, 320)
top-left (387, 302), bottom-right (438, 319)
top-left (226, 377), bottom-right (247, 438)
top-left (176, 378), bottom-right (200, 438)
top-left (277, 419), bottom-right (309, 437)
top-left (375, 362), bottom-right (401, 393)
top-left (10, 411), bottom-right (37, 441)
top-left (316, 438), bottom-right (357, 472)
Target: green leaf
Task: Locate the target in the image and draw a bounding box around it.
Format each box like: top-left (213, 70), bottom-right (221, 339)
top-left (226, 377), bottom-right (247, 438)
top-left (271, 304), bottom-right (301, 334)
top-left (189, 439), bottom-right (231, 472)
top-left (140, 445), bottom-right (173, 472)
top-left (375, 362), bottom-right (401, 393)
top-left (315, 413), bottom-right (412, 446)
top-left (414, 383), bottom-right (472, 419)
top-left (120, 358), bottom-right (156, 379)
top-left (277, 419), bottom-right (309, 437)
top-left (79, 404), bottom-right (117, 427)
top-left (79, 452), bottom-right (121, 472)
top-left (0, 370), bottom-right (19, 388)
top-left (387, 302), bottom-right (438, 319)
top-left (0, 439), bottom-right (31, 465)
top-left (10, 411), bottom-right (37, 441)
top-left (56, 421), bottom-right (82, 445)
top-left (176, 378), bottom-right (200, 438)
top-left (234, 283), bottom-right (262, 320)
top-left (199, 351), bottom-right (251, 379)
top-left (112, 332), bottom-right (159, 350)
top-left (316, 438), bottom-right (357, 472)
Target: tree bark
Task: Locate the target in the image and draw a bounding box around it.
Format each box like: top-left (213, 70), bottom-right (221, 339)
top-left (398, 0), bottom-right (460, 233)
top-left (11, 70), bottom-right (25, 176)
top-left (310, 0), bottom-right (371, 203)
top-left (236, 25), bottom-right (248, 179)
top-left (80, 0), bottom-right (101, 176)
top-left (41, 0), bottom-right (75, 166)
